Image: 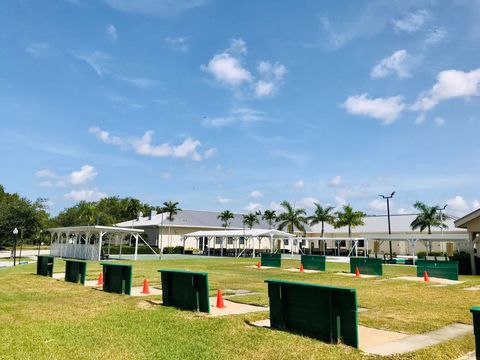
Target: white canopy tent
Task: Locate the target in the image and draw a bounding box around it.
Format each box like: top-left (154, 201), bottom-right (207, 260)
top-left (182, 229), bottom-right (294, 257)
top-left (47, 225), bottom-right (158, 261)
top-left (298, 237), bottom-right (367, 257)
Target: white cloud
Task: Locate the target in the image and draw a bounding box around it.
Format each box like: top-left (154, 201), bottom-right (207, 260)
top-left (118, 76), bottom-right (155, 89)
top-left (269, 201), bottom-right (283, 212)
top-left (106, 24), bottom-right (118, 41)
top-left (397, 207), bottom-right (408, 215)
top-left (39, 180), bottom-right (67, 188)
top-left (447, 196), bottom-right (470, 215)
top-left (297, 197), bottom-right (318, 209)
top-left (393, 9), bottom-right (428, 33)
top-left (202, 39), bottom-right (286, 98)
top-left (101, 0), bottom-right (206, 17)
top-left (202, 108), bottom-right (265, 128)
top-left (73, 51), bottom-right (110, 77)
top-left (64, 189), bottom-right (107, 201)
top-left (217, 197), bottom-right (234, 205)
top-left (334, 196), bottom-right (346, 207)
top-left (162, 171), bottom-right (172, 179)
top-left (165, 37), bottom-right (189, 52)
top-left (68, 165), bottom-right (98, 185)
top-left (415, 113), bottom-right (426, 125)
top-left (330, 175), bottom-right (343, 187)
top-left (90, 127), bottom-right (207, 161)
top-left (343, 93), bottom-right (405, 124)
top-left (371, 50), bottom-right (411, 79)
top-left (434, 117), bottom-right (446, 127)
top-left (293, 180), bottom-right (305, 189)
top-left (229, 38), bottom-right (247, 54)
top-left (25, 43), bottom-right (49, 57)
top-left (203, 53), bottom-right (252, 86)
top-left (250, 190), bottom-right (263, 198)
top-left (413, 68), bottom-right (480, 111)
top-left (368, 199), bottom-right (386, 211)
top-left (36, 169), bottom-right (56, 178)
top-left (425, 27), bottom-right (447, 45)
top-left (473, 200), bottom-right (480, 209)
top-left (204, 148), bottom-right (217, 159)
top-left (245, 202), bottom-right (262, 212)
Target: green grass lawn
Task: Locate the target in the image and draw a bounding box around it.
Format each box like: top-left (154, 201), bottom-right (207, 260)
top-left (0, 257), bottom-right (478, 359)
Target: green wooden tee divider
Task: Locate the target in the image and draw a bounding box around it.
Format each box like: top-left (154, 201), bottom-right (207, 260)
top-left (471, 307), bottom-right (480, 359)
top-left (416, 259), bottom-right (459, 281)
top-left (350, 257), bottom-right (383, 276)
top-left (301, 255), bottom-right (326, 271)
top-left (36, 255), bottom-right (54, 277)
top-left (64, 259), bottom-right (87, 285)
top-left (100, 263), bottom-right (132, 295)
top-left (261, 253), bottom-right (281, 267)
top-left (265, 279), bottom-right (358, 348)
top-left (158, 269), bottom-right (210, 313)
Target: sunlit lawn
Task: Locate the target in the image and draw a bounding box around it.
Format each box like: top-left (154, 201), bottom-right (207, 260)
top-left (0, 257), bottom-right (478, 359)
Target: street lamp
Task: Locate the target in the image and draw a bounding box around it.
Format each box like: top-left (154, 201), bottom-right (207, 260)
top-left (439, 204), bottom-right (448, 235)
top-left (379, 191), bottom-right (395, 259)
top-left (12, 228), bottom-right (18, 267)
top-left (38, 230), bottom-right (43, 256)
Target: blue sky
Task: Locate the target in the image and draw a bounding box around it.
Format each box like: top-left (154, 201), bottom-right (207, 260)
top-left (1, 0), bottom-right (480, 217)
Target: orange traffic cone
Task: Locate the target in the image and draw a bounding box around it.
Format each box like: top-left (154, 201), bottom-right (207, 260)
top-left (97, 272), bottom-right (103, 285)
top-left (216, 289), bottom-right (225, 308)
top-left (355, 267), bottom-right (360, 278)
top-left (257, 261), bottom-right (261, 269)
top-left (300, 263), bottom-right (304, 273)
top-left (141, 278), bottom-right (150, 294)
top-left (423, 271), bottom-right (430, 282)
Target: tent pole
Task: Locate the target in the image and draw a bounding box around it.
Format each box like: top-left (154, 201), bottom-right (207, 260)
top-left (134, 233), bottom-right (139, 261)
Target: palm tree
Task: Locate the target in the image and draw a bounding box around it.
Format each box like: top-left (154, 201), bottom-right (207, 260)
top-left (162, 201), bottom-right (181, 247)
top-left (334, 204), bottom-right (365, 237)
top-left (410, 201), bottom-right (448, 234)
top-left (242, 213), bottom-right (259, 229)
top-left (262, 210), bottom-right (277, 229)
top-left (276, 201), bottom-right (307, 233)
top-left (307, 203), bottom-right (335, 237)
top-left (218, 210), bottom-right (235, 228)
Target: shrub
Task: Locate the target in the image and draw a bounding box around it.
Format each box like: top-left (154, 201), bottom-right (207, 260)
top-left (173, 246), bottom-right (184, 254)
top-left (162, 247), bottom-right (175, 254)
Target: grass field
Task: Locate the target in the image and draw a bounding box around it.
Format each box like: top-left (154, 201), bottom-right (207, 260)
top-left (0, 257), bottom-right (478, 359)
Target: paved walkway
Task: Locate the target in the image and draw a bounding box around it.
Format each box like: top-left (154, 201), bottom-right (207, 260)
top-left (362, 323), bottom-right (473, 356)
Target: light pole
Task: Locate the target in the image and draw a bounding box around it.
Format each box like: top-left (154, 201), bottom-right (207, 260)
top-left (38, 230), bottom-right (43, 256)
top-left (379, 192), bottom-right (395, 259)
top-left (439, 204), bottom-right (447, 235)
top-left (12, 228), bottom-right (18, 266)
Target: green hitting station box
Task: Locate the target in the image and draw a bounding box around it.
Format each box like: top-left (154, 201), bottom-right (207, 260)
top-left (350, 257), bottom-right (383, 276)
top-left (36, 255), bottom-right (54, 277)
top-left (416, 259), bottom-right (458, 281)
top-left (64, 259), bottom-right (87, 285)
top-left (265, 279), bottom-right (358, 348)
top-left (261, 253), bottom-right (281, 267)
top-left (301, 255), bottom-right (326, 271)
top-left (100, 263), bottom-right (132, 295)
top-left (158, 269), bottom-right (210, 313)
top-left (471, 307), bottom-right (480, 359)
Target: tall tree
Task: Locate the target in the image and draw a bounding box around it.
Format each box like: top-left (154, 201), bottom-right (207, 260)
top-left (410, 201), bottom-right (447, 234)
top-left (276, 201), bottom-right (307, 233)
top-left (307, 203), bottom-right (335, 237)
top-left (218, 210), bottom-right (235, 228)
top-left (242, 213), bottom-right (259, 229)
top-left (334, 204), bottom-right (366, 237)
top-left (162, 201), bottom-right (181, 247)
top-left (262, 210), bottom-right (277, 229)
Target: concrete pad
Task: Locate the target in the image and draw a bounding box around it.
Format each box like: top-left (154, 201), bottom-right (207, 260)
top-left (130, 286), bottom-right (162, 297)
top-left (334, 272), bottom-right (378, 278)
top-left (84, 280), bottom-right (102, 287)
top-left (245, 265), bottom-right (275, 269)
top-left (393, 276), bottom-right (464, 285)
top-left (463, 286), bottom-right (480, 291)
top-left (52, 273), bottom-right (65, 280)
top-left (209, 299), bottom-right (268, 317)
top-left (284, 267), bottom-right (319, 273)
top-left (358, 326), bottom-right (408, 350)
top-left (251, 319), bottom-right (271, 328)
top-left (363, 323), bottom-right (473, 356)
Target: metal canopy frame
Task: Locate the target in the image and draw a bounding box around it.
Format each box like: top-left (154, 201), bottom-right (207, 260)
top-left (46, 226), bottom-right (159, 261)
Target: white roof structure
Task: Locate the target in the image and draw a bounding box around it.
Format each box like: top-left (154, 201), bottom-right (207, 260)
top-left (183, 229), bottom-right (293, 238)
top-left (116, 209), bottom-right (271, 229)
top-left (310, 213), bottom-right (465, 235)
top-left (47, 225), bottom-right (144, 234)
